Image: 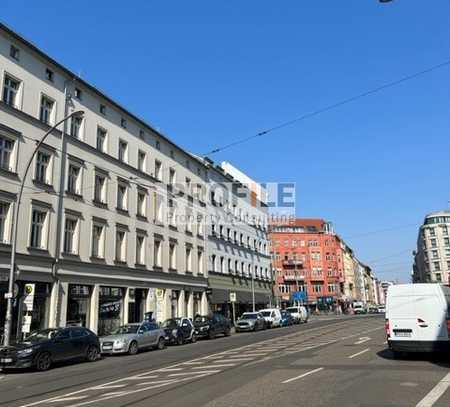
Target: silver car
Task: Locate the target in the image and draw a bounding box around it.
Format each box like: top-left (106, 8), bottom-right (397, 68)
top-left (235, 312), bottom-right (266, 332)
top-left (100, 322), bottom-right (165, 355)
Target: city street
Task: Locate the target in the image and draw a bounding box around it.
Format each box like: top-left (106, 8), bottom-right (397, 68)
top-left (0, 316), bottom-right (449, 407)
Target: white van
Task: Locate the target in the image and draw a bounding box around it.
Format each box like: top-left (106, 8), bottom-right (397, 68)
top-left (285, 306), bottom-right (309, 324)
top-left (259, 308), bottom-right (282, 328)
top-left (386, 284), bottom-right (450, 354)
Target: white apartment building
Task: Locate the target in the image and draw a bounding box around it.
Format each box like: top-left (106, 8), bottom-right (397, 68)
top-left (0, 23), bottom-right (210, 338)
top-left (205, 160), bottom-right (272, 320)
top-left (413, 211), bottom-right (450, 284)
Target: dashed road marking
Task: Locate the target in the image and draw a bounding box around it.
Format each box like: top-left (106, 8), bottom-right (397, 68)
top-left (282, 367), bottom-right (324, 384)
top-left (354, 337), bottom-right (371, 345)
top-left (348, 348), bottom-right (370, 359)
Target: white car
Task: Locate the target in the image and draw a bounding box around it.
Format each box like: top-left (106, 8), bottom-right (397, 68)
top-left (386, 283), bottom-right (450, 354)
top-left (285, 306), bottom-right (308, 324)
top-left (259, 308), bottom-right (282, 328)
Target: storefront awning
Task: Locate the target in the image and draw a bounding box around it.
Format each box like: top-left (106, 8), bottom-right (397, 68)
top-left (209, 288), bottom-right (271, 305)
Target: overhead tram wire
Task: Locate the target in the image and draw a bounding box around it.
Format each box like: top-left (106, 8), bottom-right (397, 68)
top-left (203, 58), bottom-right (450, 156)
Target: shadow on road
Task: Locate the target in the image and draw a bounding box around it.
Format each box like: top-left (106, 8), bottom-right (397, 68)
top-left (377, 348), bottom-right (450, 369)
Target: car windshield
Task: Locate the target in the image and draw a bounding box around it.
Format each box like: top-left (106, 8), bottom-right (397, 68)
top-left (260, 311), bottom-right (271, 317)
top-left (241, 313), bottom-right (258, 320)
top-left (162, 319), bottom-right (178, 328)
top-left (26, 329), bottom-right (61, 342)
top-left (194, 316), bottom-right (208, 323)
top-left (111, 325), bottom-right (139, 334)
top-left (286, 308), bottom-right (297, 313)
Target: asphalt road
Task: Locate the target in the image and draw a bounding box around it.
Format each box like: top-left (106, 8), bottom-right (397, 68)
top-left (1, 315), bottom-right (449, 407)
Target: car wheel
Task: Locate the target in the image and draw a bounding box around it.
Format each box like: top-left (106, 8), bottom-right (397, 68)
top-left (191, 333), bottom-right (197, 343)
top-left (156, 337), bottom-right (165, 350)
top-left (35, 352), bottom-right (52, 372)
top-left (128, 341), bottom-right (138, 355)
top-left (85, 345), bottom-right (99, 362)
top-left (208, 329), bottom-right (216, 340)
top-left (176, 335), bottom-right (184, 346)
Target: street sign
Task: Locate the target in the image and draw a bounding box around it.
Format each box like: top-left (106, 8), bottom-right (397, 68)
top-left (229, 292), bottom-right (236, 302)
top-left (23, 283), bottom-right (35, 311)
top-left (4, 292), bottom-right (13, 299)
top-left (292, 291), bottom-right (307, 302)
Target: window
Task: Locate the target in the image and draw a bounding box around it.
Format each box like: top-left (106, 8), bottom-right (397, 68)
top-left (328, 283), bottom-right (336, 293)
top-left (115, 229), bottom-right (126, 262)
top-left (154, 239), bottom-right (162, 267)
top-left (156, 140), bottom-right (161, 150)
top-left (0, 201), bottom-right (11, 243)
top-left (185, 177), bottom-right (191, 195)
top-left (70, 116), bottom-right (83, 139)
top-left (67, 163), bottom-right (82, 195)
top-left (138, 150), bottom-right (146, 172)
top-left (312, 284), bottom-right (322, 293)
top-left (434, 261), bottom-right (441, 271)
top-left (197, 214), bottom-right (204, 236)
top-left (435, 273), bottom-right (442, 282)
top-left (117, 182), bottom-right (128, 211)
top-left (186, 246), bottom-right (192, 272)
top-left (186, 209), bottom-right (193, 233)
top-left (432, 250), bottom-right (439, 259)
top-left (228, 258), bottom-right (232, 273)
top-left (35, 150), bottom-right (51, 185)
top-left (169, 168), bottom-right (176, 185)
top-left (45, 68), bottom-right (54, 82)
top-left (91, 223), bottom-right (105, 258)
top-left (94, 173), bottom-right (107, 204)
top-left (30, 208), bottom-right (48, 249)
top-left (211, 254), bottom-right (217, 272)
top-left (137, 191), bottom-right (146, 217)
top-left (169, 242), bottom-right (177, 269)
top-left (39, 95), bottom-right (55, 125)
top-left (429, 228), bottom-right (435, 237)
top-left (99, 103), bottom-right (106, 115)
top-left (445, 237), bottom-right (450, 246)
top-left (430, 238), bottom-right (437, 248)
top-left (155, 194), bottom-right (163, 223)
top-left (168, 199), bottom-right (176, 227)
top-left (74, 88), bottom-right (82, 100)
top-left (63, 217), bottom-right (78, 254)
top-left (10, 45), bottom-right (20, 60)
top-left (139, 129), bottom-right (145, 140)
top-left (198, 250), bottom-right (203, 274)
top-left (155, 160), bottom-right (162, 181)
top-left (121, 118), bottom-right (127, 128)
top-left (3, 75), bottom-right (20, 108)
top-left (96, 127), bottom-right (107, 152)
top-left (118, 140), bottom-right (128, 163)
top-left (136, 235), bottom-right (145, 265)
top-left (220, 256), bottom-right (225, 273)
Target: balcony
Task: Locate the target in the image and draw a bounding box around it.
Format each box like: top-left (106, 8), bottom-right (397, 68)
top-left (282, 260), bottom-right (303, 268)
top-left (283, 273), bottom-right (306, 281)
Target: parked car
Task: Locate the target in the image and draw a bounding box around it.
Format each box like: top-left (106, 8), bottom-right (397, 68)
top-left (0, 327), bottom-right (100, 372)
top-left (162, 318), bottom-right (196, 345)
top-left (280, 310), bottom-right (295, 326)
top-left (378, 305), bottom-right (386, 314)
top-left (386, 283), bottom-right (450, 354)
top-left (353, 302), bottom-right (367, 315)
top-left (100, 322), bottom-right (165, 355)
top-left (285, 306), bottom-right (309, 323)
top-left (368, 306), bottom-right (379, 314)
top-left (235, 312), bottom-right (266, 332)
top-left (194, 313), bottom-right (231, 339)
top-left (259, 308), bottom-right (282, 328)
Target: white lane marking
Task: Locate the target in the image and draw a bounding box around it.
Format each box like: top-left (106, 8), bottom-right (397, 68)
top-left (90, 384), bottom-right (127, 390)
top-left (48, 397), bottom-right (88, 403)
top-left (168, 371), bottom-right (221, 377)
top-left (348, 348), bottom-right (370, 359)
top-left (282, 367), bottom-right (324, 384)
top-left (157, 367), bottom-right (183, 372)
top-left (221, 357), bottom-right (254, 361)
top-left (354, 337), bottom-right (371, 345)
top-left (193, 364), bottom-right (234, 369)
top-left (136, 379), bottom-right (178, 386)
top-left (128, 375), bottom-right (159, 380)
top-left (415, 373), bottom-right (450, 407)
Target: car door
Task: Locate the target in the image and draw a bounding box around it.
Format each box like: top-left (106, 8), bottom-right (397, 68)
top-left (52, 329), bottom-right (75, 361)
top-left (180, 319), bottom-right (192, 340)
top-left (148, 322), bottom-right (161, 345)
top-left (137, 323), bottom-right (151, 348)
top-left (69, 328), bottom-right (90, 358)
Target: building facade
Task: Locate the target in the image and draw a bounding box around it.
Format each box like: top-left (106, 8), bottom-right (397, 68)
top-left (205, 161), bottom-right (272, 321)
top-left (0, 23), bottom-right (213, 339)
top-left (269, 219), bottom-right (345, 311)
top-left (413, 211), bottom-right (450, 284)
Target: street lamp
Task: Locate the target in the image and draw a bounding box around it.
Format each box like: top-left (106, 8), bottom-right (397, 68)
top-left (2, 110), bottom-right (84, 347)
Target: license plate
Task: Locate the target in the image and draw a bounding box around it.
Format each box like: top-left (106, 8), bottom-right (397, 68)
top-left (394, 331), bottom-right (411, 338)
top-left (102, 346), bottom-right (112, 350)
top-left (0, 358), bottom-right (12, 363)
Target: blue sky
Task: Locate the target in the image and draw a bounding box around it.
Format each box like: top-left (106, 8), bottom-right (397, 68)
top-left (2, 0), bottom-right (450, 282)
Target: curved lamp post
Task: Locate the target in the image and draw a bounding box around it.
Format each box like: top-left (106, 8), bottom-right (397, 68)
top-left (2, 110), bottom-right (84, 347)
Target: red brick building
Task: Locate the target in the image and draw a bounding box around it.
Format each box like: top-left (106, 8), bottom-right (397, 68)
top-left (269, 218), bottom-right (345, 311)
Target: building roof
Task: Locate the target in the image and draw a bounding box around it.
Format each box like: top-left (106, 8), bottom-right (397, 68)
top-left (270, 218), bottom-right (326, 229)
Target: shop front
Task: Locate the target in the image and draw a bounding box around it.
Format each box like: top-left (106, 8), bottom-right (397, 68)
top-left (98, 286), bottom-right (124, 336)
top-left (67, 284), bottom-right (91, 327)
